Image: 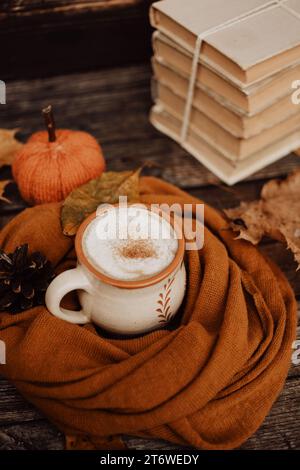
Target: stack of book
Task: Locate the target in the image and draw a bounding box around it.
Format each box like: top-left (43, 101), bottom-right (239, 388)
top-left (150, 0), bottom-right (300, 184)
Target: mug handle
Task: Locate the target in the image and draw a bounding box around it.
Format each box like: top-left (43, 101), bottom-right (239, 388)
top-left (45, 266), bottom-right (92, 324)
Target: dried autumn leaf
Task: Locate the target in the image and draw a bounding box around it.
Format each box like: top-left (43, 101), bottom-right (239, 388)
top-left (0, 180), bottom-right (12, 203)
top-left (61, 169), bottom-right (141, 236)
top-left (224, 170), bottom-right (300, 269)
top-left (0, 129), bottom-right (23, 168)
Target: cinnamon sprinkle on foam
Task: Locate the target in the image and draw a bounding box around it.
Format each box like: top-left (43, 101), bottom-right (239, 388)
top-left (118, 240), bottom-right (157, 259)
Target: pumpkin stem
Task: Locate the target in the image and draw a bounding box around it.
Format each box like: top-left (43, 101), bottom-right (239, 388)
top-left (42, 105), bottom-right (56, 142)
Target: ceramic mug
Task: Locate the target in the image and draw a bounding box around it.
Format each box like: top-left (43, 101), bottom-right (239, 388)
top-left (45, 205), bottom-right (186, 335)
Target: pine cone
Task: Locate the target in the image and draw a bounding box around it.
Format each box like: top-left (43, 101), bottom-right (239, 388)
top-left (0, 244), bottom-right (54, 313)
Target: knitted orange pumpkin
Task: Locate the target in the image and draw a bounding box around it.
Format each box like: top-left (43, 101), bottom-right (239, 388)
top-left (12, 106), bottom-right (105, 205)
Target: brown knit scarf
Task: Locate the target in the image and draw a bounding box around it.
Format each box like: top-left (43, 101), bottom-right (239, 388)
top-left (0, 177), bottom-right (296, 450)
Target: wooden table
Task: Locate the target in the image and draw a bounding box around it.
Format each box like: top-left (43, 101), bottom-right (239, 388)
top-left (0, 64), bottom-right (299, 450)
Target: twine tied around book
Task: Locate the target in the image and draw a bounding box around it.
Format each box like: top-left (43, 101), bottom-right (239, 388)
top-left (180, 0), bottom-right (300, 144)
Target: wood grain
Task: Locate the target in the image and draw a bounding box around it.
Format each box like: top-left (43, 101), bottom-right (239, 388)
top-left (0, 3), bottom-right (153, 80)
top-left (1, 65), bottom-right (300, 186)
top-left (0, 0), bottom-right (142, 15)
top-left (0, 420), bottom-right (64, 450)
top-left (3, 1), bottom-right (140, 8)
top-left (0, 64), bottom-right (300, 450)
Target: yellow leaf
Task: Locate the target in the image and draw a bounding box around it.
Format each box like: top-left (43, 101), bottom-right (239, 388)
top-left (0, 129), bottom-right (23, 168)
top-left (61, 169), bottom-right (141, 236)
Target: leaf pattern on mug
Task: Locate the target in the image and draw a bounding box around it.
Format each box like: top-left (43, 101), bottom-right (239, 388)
top-left (156, 275), bottom-right (175, 324)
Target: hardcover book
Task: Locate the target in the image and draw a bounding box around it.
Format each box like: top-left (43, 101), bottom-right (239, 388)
top-left (150, 0), bottom-right (300, 183)
top-left (150, 105), bottom-right (300, 184)
top-left (153, 32), bottom-right (300, 115)
top-left (154, 77), bottom-right (300, 139)
top-left (150, 0), bottom-right (300, 86)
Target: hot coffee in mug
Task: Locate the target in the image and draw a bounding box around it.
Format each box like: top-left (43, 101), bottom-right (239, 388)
top-left (46, 204), bottom-right (186, 335)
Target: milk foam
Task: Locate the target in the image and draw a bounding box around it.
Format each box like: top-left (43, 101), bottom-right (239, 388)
top-left (82, 206), bottom-right (178, 281)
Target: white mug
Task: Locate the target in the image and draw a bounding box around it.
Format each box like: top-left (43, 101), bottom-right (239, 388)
top-left (45, 205), bottom-right (186, 335)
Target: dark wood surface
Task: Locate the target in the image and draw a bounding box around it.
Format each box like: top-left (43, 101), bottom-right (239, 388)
top-left (0, 0), bottom-right (153, 81)
top-left (0, 63), bottom-right (299, 450)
